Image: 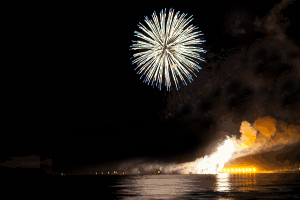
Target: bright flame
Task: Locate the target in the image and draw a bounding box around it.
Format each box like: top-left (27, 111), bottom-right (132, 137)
top-left (178, 136), bottom-right (237, 174)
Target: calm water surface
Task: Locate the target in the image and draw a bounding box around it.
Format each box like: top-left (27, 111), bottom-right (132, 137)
top-left (109, 173), bottom-right (300, 199)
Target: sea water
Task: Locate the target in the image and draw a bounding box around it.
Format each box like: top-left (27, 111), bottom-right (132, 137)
top-left (108, 172), bottom-right (300, 199)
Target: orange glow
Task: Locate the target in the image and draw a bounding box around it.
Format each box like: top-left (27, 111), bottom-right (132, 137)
top-left (222, 167), bottom-right (257, 173)
top-left (254, 116), bottom-right (276, 139)
top-left (239, 121), bottom-right (257, 147)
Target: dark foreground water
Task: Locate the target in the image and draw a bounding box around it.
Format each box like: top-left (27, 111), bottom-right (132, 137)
top-left (107, 173), bottom-right (300, 199)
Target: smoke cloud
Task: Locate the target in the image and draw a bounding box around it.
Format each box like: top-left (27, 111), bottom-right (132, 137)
top-left (116, 116), bottom-right (299, 174)
top-left (230, 116), bottom-right (300, 161)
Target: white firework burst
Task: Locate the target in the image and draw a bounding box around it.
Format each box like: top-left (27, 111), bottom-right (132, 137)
top-left (130, 8), bottom-right (206, 91)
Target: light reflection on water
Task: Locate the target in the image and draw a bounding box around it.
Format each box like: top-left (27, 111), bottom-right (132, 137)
top-left (215, 173), bottom-right (231, 192)
top-left (110, 173), bottom-right (300, 199)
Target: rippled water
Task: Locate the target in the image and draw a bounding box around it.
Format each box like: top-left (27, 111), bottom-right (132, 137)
top-left (109, 173), bottom-right (300, 199)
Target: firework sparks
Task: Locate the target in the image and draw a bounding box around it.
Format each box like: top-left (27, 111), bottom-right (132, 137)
top-left (130, 8), bottom-right (206, 91)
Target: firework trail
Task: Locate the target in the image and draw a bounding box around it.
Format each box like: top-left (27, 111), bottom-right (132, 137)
top-left (130, 8), bottom-right (206, 91)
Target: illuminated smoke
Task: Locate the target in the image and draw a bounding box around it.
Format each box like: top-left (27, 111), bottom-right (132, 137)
top-left (171, 116), bottom-right (299, 175)
top-left (118, 136), bottom-right (238, 175)
top-left (254, 116), bottom-right (276, 139)
top-left (230, 116), bottom-right (300, 161)
top-left (176, 136), bottom-right (237, 174)
top-left (118, 116), bottom-right (299, 175)
top-left (239, 121), bottom-right (257, 148)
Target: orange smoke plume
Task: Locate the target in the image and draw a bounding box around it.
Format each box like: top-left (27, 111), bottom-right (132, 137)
top-left (254, 116), bottom-right (276, 139)
top-left (230, 116), bottom-right (300, 162)
top-left (238, 116), bottom-right (277, 148)
top-left (239, 121), bottom-right (257, 148)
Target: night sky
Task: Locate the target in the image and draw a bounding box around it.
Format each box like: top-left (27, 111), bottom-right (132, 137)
top-left (41, 0), bottom-right (299, 175)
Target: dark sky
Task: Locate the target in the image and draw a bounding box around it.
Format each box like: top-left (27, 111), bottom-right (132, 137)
top-left (41, 0), bottom-right (300, 174)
